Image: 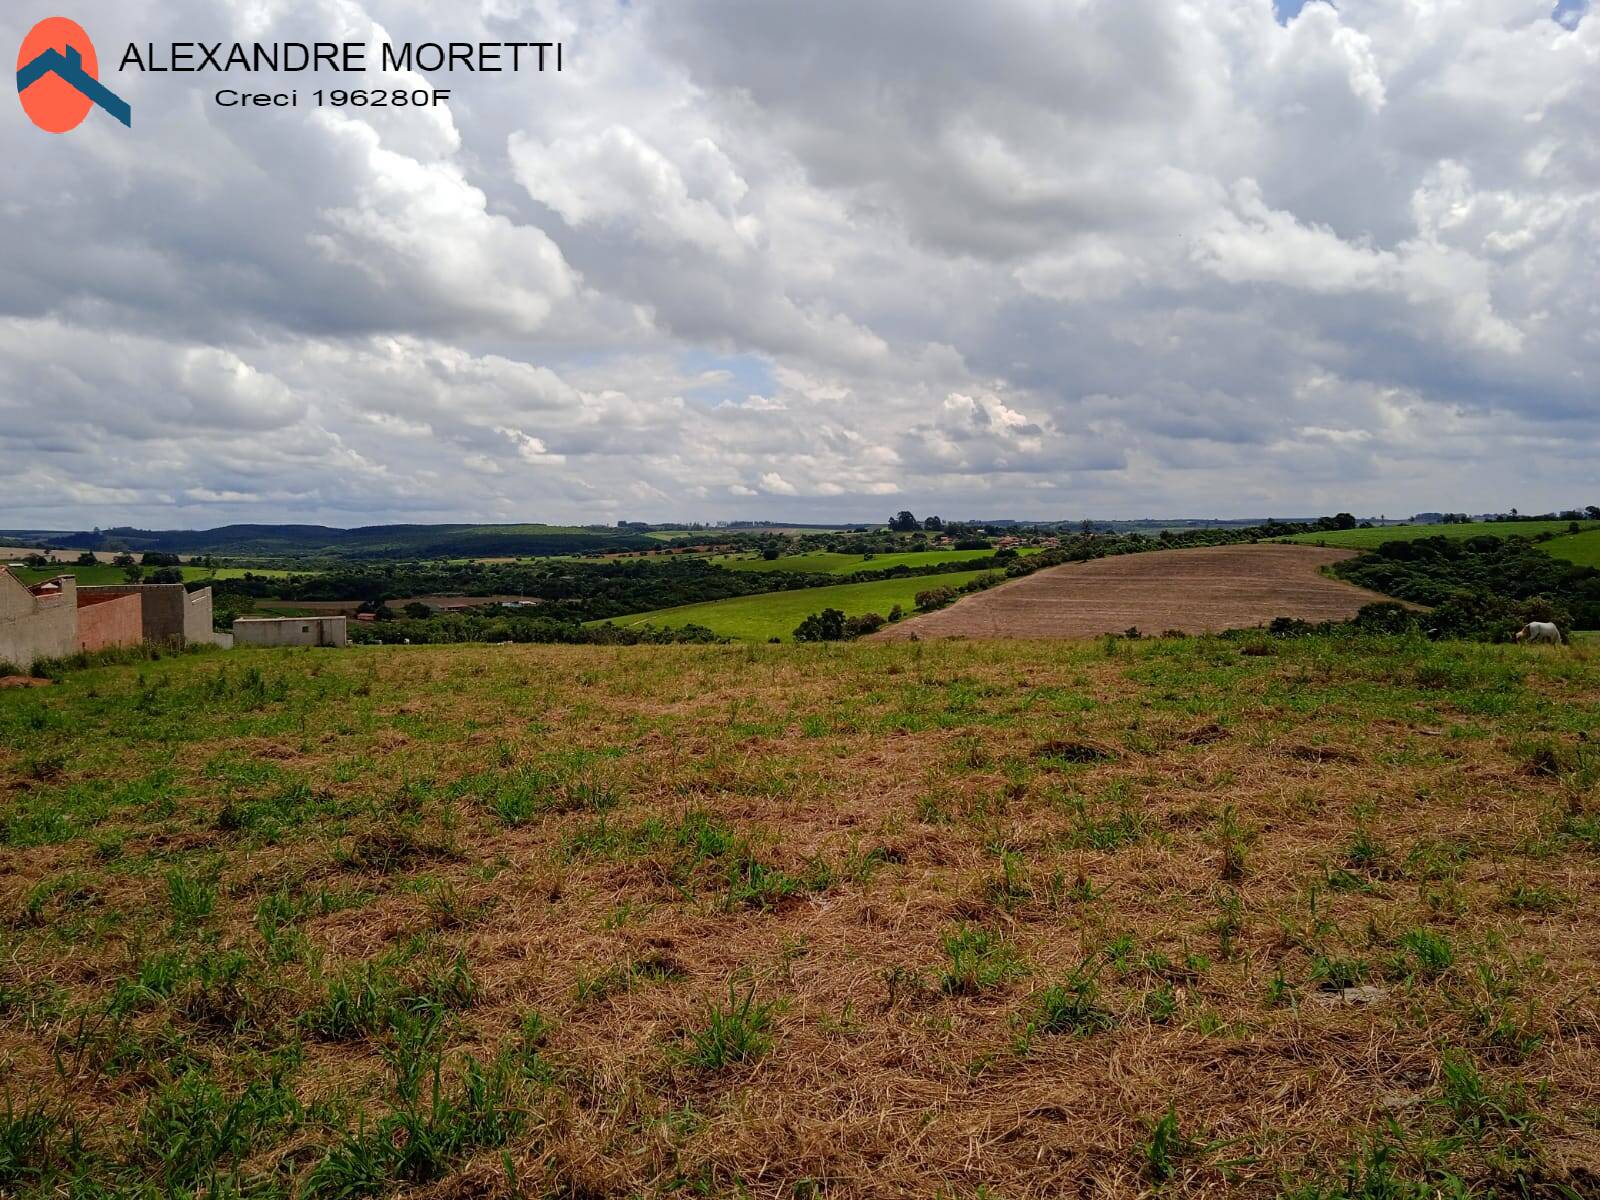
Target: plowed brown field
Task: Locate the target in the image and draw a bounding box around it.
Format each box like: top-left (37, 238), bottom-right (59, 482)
top-left (874, 543), bottom-right (1393, 640)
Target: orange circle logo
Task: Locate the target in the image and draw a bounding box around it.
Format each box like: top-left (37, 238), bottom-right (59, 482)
top-left (17, 17), bottom-right (129, 133)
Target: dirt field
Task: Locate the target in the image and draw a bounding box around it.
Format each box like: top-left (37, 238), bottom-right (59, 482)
top-left (875, 544), bottom-right (1391, 641)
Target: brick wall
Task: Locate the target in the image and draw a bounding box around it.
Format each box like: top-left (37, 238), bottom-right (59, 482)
top-left (76, 591), bottom-right (142, 653)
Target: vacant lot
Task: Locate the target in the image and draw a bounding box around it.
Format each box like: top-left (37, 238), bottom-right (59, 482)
top-left (876, 545), bottom-right (1390, 641)
top-left (601, 569), bottom-right (997, 641)
top-left (0, 637), bottom-right (1596, 1198)
top-left (1279, 521), bottom-right (1599, 550)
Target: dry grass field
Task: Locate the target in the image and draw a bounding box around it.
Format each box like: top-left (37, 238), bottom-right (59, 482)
top-left (875, 546), bottom-right (1396, 641)
top-left (1, 635), bottom-right (1598, 1198)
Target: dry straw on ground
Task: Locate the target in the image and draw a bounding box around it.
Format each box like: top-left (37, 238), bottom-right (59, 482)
top-left (0, 634), bottom-right (1596, 1197)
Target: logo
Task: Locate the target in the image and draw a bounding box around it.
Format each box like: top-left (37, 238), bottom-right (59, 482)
top-left (17, 17), bottom-right (130, 132)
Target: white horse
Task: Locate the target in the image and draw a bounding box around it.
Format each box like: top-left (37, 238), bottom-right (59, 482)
top-left (1515, 621), bottom-right (1562, 645)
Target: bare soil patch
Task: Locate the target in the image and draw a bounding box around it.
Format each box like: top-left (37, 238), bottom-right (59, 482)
top-left (875, 544), bottom-right (1391, 640)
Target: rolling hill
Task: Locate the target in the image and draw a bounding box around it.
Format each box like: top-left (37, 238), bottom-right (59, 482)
top-left (1, 524), bottom-right (658, 560)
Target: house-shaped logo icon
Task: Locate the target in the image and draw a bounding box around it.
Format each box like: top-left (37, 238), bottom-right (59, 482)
top-left (16, 17), bottom-right (130, 132)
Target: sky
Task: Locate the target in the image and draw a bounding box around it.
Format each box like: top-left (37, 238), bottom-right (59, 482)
top-left (1, 0), bottom-right (1595, 529)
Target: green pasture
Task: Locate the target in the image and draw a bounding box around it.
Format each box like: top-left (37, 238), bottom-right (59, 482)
top-left (596, 569), bottom-right (998, 640)
top-left (1279, 520), bottom-right (1599, 550)
top-left (1543, 528), bottom-right (1600, 569)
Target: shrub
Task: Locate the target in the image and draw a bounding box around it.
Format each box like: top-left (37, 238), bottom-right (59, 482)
top-left (1353, 601), bottom-right (1419, 634)
top-left (842, 612), bottom-right (886, 638)
top-left (961, 572), bottom-right (1005, 593)
top-left (915, 587), bottom-right (957, 612)
top-left (793, 608), bottom-right (847, 642)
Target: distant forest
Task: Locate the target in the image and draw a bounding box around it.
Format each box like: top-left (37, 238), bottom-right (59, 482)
top-left (4, 523), bottom-right (660, 559)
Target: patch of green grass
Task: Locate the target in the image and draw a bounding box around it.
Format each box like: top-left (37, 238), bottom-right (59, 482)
top-left (1143, 983), bottom-right (1179, 1023)
top-left (299, 951), bottom-right (476, 1042)
top-left (1391, 928), bottom-right (1454, 980)
top-left (454, 764), bottom-right (619, 825)
top-left (165, 868), bottom-right (217, 929)
top-left (575, 953), bottom-right (686, 1004)
top-left (1063, 790), bottom-right (1148, 851)
top-left (1279, 1134), bottom-right (1457, 1199)
top-left (1143, 1104), bottom-right (1189, 1184)
top-left (301, 1036), bottom-right (533, 1197)
top-left (1497, 880), bottom-right (1568, 913)
top-left (1311, 954), bottom-right (1368, 992)
top-left (679, 986), bottom-right (776, 1070)
top-left (1436, 1050), bottom-right (1538, 1138)
top-left (722, 850), bottom-right (815, 910)
top-left (130, 1066), bottom-right (302, 1194)
top-left (939, 926), bottom-right (1025, 995)
top-left (0, 1100), bottom-right (78, 1188)
top-left (1022, 968), bottom-right (1114, 1043)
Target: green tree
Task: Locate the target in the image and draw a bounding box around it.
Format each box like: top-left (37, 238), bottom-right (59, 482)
top-left (888, 510), bottom-right (919, 533)
top-left (212, 592), bottom-right (252, 631)
top-left (793, 608), bottom-right (847, 641)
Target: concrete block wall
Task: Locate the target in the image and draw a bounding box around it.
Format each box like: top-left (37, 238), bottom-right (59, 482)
top-left (185, 586), bottom-right (216, 645)
top-left (76, 591), bottom-right (143, 653)
top-left (233, 616), bottom-right (348, 647)
top-left (0, 570), bottom-right (78, 667)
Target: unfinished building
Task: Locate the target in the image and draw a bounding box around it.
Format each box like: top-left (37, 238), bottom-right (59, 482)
top-left (0, 570), bottom-right (78, 666)
top-left (77, 583), bottom-right (215, 647)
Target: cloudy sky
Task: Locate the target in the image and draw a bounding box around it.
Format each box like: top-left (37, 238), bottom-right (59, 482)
top-left (2, 0), bottom-right (1595, 528)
